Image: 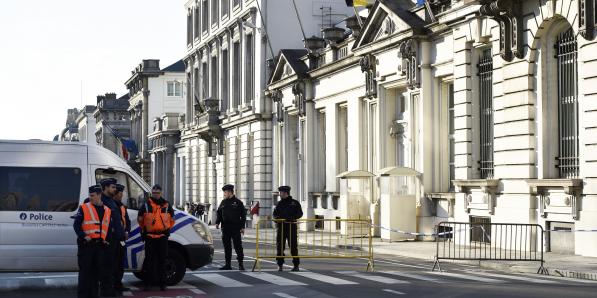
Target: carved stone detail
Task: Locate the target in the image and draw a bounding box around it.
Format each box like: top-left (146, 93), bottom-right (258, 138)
top-left (292, 82), bottom-right (306, 117)
top-left (360, 54), bottom-right (377, 98)
top-left (480, 0), bottom-right (524, 61)
top-left (579, 0), bottom-right (596, 41)
top-left (271, 90), bottom-right (284, 123)
top-left (398, 39), bottom-right (419, 89)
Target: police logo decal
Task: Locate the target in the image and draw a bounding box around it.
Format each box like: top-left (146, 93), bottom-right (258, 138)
top-left (19, 213), bottom-right (27, 220)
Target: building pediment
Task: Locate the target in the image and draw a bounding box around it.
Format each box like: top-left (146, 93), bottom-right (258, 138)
top-left (269, 49), bottom-right (309, 85)
top-left (353, 0), bottom-right (428, 50)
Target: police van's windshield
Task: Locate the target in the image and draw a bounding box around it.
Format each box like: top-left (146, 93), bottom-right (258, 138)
top-left (95, 168), bottom-right (146, 210)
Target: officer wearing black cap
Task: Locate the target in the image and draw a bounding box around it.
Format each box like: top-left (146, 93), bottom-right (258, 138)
top-left (137, 184), bottom-right (175, 291)
top-left (98, 178), bottom-right (125, 297)
top-left (215, 184), bottom-right (246, 271)
top-left (273, 186), bottom-right (303, 272)
top-left (112, 184), bottom-right (131, 292)
top-left (73, 185), bottom-right (113, 298)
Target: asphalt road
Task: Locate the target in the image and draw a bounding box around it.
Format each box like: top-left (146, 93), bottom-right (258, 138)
top-left (2, 233), bottom-right (596, 298)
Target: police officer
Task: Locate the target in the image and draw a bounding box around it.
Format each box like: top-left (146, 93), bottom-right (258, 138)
top-left (215, 184), bottom-right (245, 271)
top-left (97, 178), bottom-right (125, 297)
top-left (273, 186), bottom-right (303, 272)
top-left (73, 185), bottom-right (112, 298)
top-left (113, 184), bottom-right (131, 292)
top-left (137, 184), bottom-right (175, 291)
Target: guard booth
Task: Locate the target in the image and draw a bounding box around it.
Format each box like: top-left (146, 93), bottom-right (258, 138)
top-left (336, 170), bottom-right (374, 236)
top-left (377, 166), bottom-right (421, 241)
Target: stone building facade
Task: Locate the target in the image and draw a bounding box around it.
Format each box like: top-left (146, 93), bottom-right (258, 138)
top-left (177, 0), bottom-right (353, 225)
top-left (94, 93), bottom-right (131, 158)
top-left (125, 59), bottom-right (186, 183)
top-left (268, 0), bottom-right (597, 257)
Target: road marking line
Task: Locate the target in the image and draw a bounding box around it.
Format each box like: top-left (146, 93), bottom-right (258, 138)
top-left (463, 271), bottom-right (559, 284)
top-left (190, 269), bottom-right (281, 274)
top-left (291, 272), bottom-right (358, 285)
top-left (122, 291), bottom-right (133, 297)
top-left (273, 293), bottom-right (298, 298)
top-left (213, 249), bottom-right (296, 269)
top-left (373, 259), bottom-right (428, 269)
top-left (190, 288), bottom-right (206, 294)
top-left (336, 271), bottom-right (409, 284)
top-left (383, 289), bottom-right (406, 295)
top-left (44, 278), bottom-right (76, 286)
top-left (167, 281), bottom-right (196, 289)
top-left (427, 271), bottom-right (505, 283)
top-left (380, 271), bottom-right (443, 283)
top-left (243, 272), bottom-right (306, 286)
top-left (193, 273), bottom-right (251, 287)
top-left (127, 286), bottom-right (140, 291)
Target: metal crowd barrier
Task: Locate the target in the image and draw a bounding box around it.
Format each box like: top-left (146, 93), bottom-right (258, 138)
top-left (432, 222), bottom-right (548, 274)
top-left (252, 218), bottom-right (374, 272)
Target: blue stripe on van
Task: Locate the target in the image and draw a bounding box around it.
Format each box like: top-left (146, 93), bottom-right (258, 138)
top-left (125, 213), bottom-right (196, 269)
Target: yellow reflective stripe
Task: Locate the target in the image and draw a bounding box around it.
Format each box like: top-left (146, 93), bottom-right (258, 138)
top-left (83, 220), bottom-right (100, 225)
top-left (84, 229), bottom-right (101, 234)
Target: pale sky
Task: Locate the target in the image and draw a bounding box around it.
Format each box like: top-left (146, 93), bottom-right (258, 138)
top-left (0, 0), bottom-right (185, 140)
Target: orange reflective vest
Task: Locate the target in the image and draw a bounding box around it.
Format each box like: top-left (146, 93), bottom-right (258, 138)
top-left (141, 200), bottom-right (174, 238)
top-left (81, 202), bottom-right (111, 240)
top-left (120, 205), bottom-right (126, 227)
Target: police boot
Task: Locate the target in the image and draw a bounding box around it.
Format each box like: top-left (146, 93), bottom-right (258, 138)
top-left (278, 265), bottom-right (283, 272)
top-left (291, 265), bottom-right (300, 272)
top-left (219, 263), bottom-right (232, 270)
top-left (238, 262), bottom-right (245, 271)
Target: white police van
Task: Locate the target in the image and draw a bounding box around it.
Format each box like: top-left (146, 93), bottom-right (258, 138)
top-left (0, 140), bottom-right (213, 285)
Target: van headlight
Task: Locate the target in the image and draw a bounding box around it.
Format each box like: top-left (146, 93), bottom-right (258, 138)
top-left (192, 222), bottom-right (212, 244)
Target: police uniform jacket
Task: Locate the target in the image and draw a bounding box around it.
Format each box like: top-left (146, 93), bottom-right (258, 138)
top-left (273, 196), bottom-right (303, 223)
top-left (216, 196), bottom-right (246, 230)
top-left (73, 202), bottom-right (114, 241)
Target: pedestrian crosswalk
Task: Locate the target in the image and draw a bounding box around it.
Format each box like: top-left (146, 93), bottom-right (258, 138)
top-left (1, 267), bottom-right (594, 296)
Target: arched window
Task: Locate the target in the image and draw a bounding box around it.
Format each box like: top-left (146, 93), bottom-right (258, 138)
top-left (554, 28), bottom-right (579, 178)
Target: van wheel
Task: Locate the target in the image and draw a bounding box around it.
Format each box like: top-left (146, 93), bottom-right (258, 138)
top-left (165, 249), bottom-right (186, 286)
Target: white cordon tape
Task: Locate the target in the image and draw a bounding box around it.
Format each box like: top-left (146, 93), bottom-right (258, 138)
top-left (370, 224), bottom-right (597, 237)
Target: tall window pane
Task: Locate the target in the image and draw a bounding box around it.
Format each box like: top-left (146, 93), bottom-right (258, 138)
top-left (478, 49), bottom-right (494, 179)
top-left (556, 28), bottom-right (579, 178)
top-left (211, 55), bottom-right (218, 99)
top-left (222, 49), bottom-right (229, 111)
top-left (244, 34), bottom-right (254, 105)
top-left (233, 41), bottom-right (241, 108)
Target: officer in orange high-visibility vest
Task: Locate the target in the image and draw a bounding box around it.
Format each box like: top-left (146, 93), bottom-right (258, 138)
top-left (112, 184), bottom-right (131, 292)
top-left (137, 184), bottom-right (175, 291)
top-left (73, 185), bottom-right (113, 298)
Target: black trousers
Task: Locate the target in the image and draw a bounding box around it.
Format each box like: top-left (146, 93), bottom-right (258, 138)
top-left (144, 237), bottom-right (168, 286)
top-left (113, 241), bottom-right (125, 288)
top-left (276, 223), bottom-right (299, 266)
top-left (77, 241), bottom-right (106, 298)
top-left (99, 240), bottom-right (118, 295)
top-left (221, 227), bottom-right (244, 265)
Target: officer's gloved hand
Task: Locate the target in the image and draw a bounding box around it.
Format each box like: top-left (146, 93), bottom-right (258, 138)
top-left (164, 229), bottom-right (171, 237)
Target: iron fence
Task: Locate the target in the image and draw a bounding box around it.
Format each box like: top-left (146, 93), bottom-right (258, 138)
top-left (433, 221), bottom-right (547, 274)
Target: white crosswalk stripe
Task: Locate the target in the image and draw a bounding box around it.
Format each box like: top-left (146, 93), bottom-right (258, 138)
top-left (193, 273), bottom-right (251, 287)
top-left (291, 272), bottom-right (358, 285)
top-left (380, 271), bottom-right (444, 283)
top-left (427, 271), bottom-right (506, 283)
top-left (462, 271), bottom-right (559, 284)
top-left (242, 272), bottom-right (307, 286)
top-left (336, 271), bottom-right (410, 284)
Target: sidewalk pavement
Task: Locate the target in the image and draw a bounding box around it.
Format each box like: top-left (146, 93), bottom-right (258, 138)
top-left (233, 227), bottom-right (597, 281)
